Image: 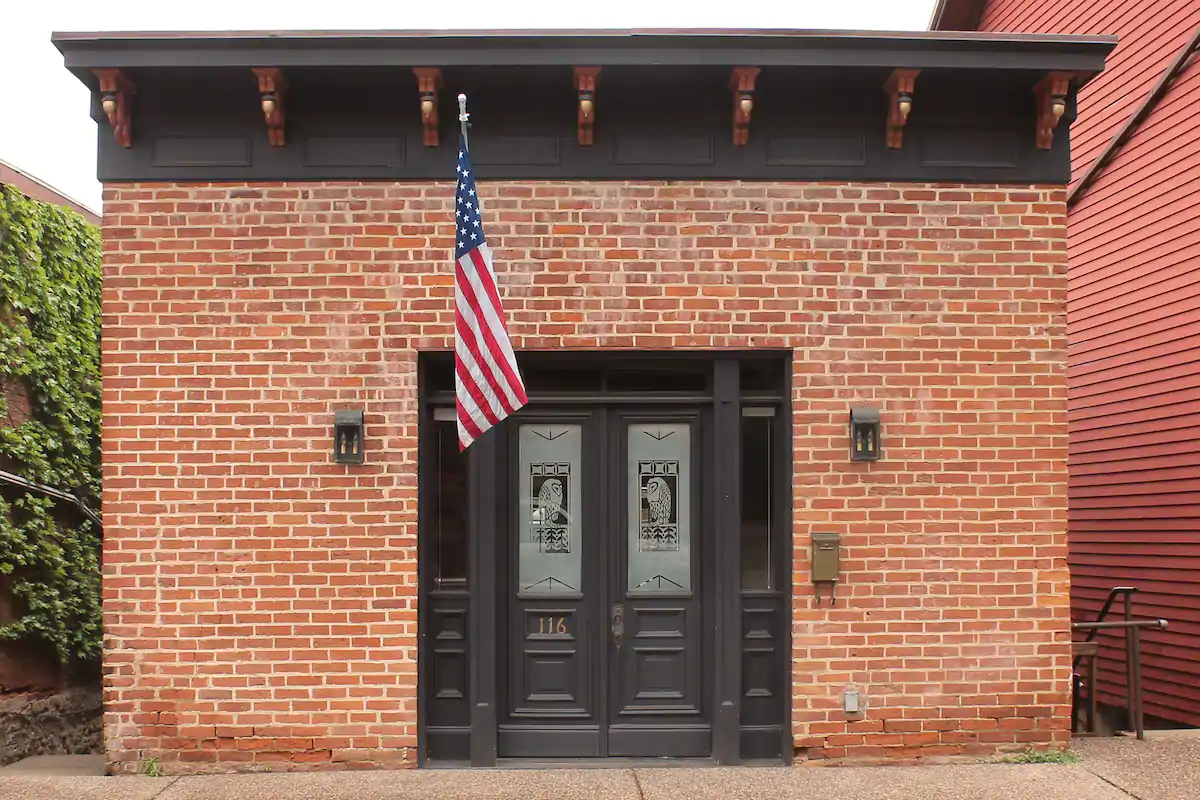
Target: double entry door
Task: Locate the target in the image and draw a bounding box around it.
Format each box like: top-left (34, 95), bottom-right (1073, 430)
top-left (498, 406), bottom-right (712, 759)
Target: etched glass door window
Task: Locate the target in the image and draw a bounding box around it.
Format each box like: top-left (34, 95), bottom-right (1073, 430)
top-left (627, 423), bottom-right (691, 592)
top-left (518, 424), bottom-right (582, 595)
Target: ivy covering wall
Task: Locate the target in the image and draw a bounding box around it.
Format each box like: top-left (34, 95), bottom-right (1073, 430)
top-left (0, 184), bottom-right (102, 663)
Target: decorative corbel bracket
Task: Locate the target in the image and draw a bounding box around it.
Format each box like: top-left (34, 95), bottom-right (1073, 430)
top-left (252, 68), bottom-right (287, 147)
top-left (730, 67), bottom-right (761, 147)
top-left (883, 69), bottom-right (919, 149)
top-left (1035, 72), bottom-right (1075, 149)
top-left (575, 66), bottom-right (601, 146)
top-left (93, 69), bottom-right (134, 148)
top-left (414, 68), bottom-right (443, 147)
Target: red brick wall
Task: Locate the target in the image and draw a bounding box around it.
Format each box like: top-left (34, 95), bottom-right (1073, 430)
top-left (101, 180), bottom-right (1069, 773)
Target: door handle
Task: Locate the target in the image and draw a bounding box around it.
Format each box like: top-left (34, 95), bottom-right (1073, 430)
top-left (611, 602), bottom-right (625, 647)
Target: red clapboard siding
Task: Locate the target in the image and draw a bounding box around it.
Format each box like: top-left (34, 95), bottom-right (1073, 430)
top-left (980, 0), bottom-right (1200, 193)
top-left (975, 0), bottom-right (1200, 728)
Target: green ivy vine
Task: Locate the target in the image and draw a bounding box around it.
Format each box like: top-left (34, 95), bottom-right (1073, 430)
top-left (0, 184), bottom-right (102, 663)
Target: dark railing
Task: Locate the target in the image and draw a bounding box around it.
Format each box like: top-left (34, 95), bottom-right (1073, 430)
top-left (1071, 586), bottom-right (1168, 740)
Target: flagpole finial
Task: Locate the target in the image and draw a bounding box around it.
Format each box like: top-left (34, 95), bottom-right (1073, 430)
top-left (457, 93), bottom-right (469, 123)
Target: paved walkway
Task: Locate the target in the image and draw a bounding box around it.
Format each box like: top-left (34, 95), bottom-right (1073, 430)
top-left (1073, 732), bottom-right (1200, 800)
top-left (3, 732), bottom-right (1198, 800)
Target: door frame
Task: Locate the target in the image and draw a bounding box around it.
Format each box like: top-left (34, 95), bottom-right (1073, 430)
top-left (417, 351), bottom-right (793, 766)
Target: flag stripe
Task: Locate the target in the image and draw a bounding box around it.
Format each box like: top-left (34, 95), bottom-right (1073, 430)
top-left (455, 361), bottom-right (489, 448)
top-left (455, 254), bottom-right (518, 406)
top-left (457, 405), bottom-right (484, 447)
top-left (455, 356), bottom-right (500, 427)
top-left (455, 327), bottom-right (508, 422)
top-left (454, 133), bottom-right (527, 450)
top-left (456, 255), bottom-right (522, 410)
top-left (455, 319), bottom-right (508, 423)
top-left (469, 245), bottom-right (528, 403)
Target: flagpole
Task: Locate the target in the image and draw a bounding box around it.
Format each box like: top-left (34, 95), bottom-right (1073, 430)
top-left (457, 93), bottom-right (470, 150)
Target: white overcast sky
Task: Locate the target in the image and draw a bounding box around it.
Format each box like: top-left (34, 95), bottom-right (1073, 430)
top-left (0, 1), bottom-right (938, 214)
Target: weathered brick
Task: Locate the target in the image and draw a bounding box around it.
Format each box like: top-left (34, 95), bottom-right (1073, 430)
top-left (100, 180), bottom-right (1069, 772)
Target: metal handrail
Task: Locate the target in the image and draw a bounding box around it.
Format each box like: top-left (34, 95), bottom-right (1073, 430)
top-left (1070, 599), bottom-right (1169, 740)
top-left (1072, 620), bottom-right (1167, 632)
top-left (1074, 586), bottom-right (1137, 668)
top-left (0, 466), bottom-right (101, 528)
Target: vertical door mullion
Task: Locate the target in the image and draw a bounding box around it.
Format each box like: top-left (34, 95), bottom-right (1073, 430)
top-left (712, 359), bottom-right (741, 764)
top-left (468, 429), bottom-right (499, 766)
top-left (596, 407), bottom-right (610, 756)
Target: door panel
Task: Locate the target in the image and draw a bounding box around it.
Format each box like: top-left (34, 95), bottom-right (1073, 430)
top-left (609, 414), bottom-right (709, 757)
top-left (500, 416), bottom-right (601, 757)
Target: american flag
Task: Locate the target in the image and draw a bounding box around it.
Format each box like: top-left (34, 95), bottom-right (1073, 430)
top-left (454, 134), bottom-right (528, 449)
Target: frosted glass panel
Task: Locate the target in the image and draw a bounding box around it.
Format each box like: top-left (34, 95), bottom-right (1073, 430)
top-left (627, 423), bottom-right (692, 592)
top-left (518, 424), bottom-right (582, 595)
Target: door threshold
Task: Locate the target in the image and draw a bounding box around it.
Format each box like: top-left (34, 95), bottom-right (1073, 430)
top-left (425, 758), bottom-right (785, 769)
top-left (498, 758), bottom-right (714, 769)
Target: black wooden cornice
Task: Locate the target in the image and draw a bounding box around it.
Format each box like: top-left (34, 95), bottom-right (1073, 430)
top-left (53, 28), bottom-right (1115, 74)
top-left (51, 29), bottom-right (1117, 186)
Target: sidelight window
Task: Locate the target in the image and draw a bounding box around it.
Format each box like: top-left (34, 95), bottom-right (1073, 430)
top-left (740, 408), bottom-right (775, 590)
top-left (433, 416), bottom-right (468, 586)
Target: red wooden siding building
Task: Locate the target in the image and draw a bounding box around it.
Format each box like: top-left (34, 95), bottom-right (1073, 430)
top-left (934, 0), bottom-right (1200, 728)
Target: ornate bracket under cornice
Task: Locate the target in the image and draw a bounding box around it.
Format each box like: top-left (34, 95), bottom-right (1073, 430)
top-left (575, 66), bottom-right (600, 146)
top-left (93, 69), bottom-right (134, 148)
top-left (414, 68), bottom-right (442, 147)
top-left (1034, 71), bottom-right (1074, 150)
top-left (730, 67), bottom-right (760, 147)
top-left (252, 68), bottom-right (287, 147)
top-left (883, 68), bottom-right (919, 149)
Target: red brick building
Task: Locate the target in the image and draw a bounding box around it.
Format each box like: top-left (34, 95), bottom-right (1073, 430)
top-left (933, 0), bottom-right (1200, 729)
top-left (55, 29), bottom-right (1112, 772)
top-left (0, 159), bottom-right (99, 693)
top-left (0, 158), bottom-right (99, 225)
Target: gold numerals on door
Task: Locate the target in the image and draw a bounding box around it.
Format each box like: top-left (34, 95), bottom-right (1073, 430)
top-left (535, 616), bottom-right (569, 637)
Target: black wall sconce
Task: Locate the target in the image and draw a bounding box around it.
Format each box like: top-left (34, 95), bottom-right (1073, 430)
top-left (334, 409), bottom-right (365, 464)
top-left (850, 407), bottom-right (880, 461)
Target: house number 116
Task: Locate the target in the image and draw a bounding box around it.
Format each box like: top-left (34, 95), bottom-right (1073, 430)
top-left (538, 617), bottom-right (568, 635)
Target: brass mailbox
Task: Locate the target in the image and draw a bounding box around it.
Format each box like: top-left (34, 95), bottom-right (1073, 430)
top-left (811, 532), bottom-right (841, 605)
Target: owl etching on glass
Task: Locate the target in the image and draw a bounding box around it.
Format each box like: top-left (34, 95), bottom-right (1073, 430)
top-left (536, 478), bottom-right (565, 525)
top-left (645, 476), bottom-right (673, 525)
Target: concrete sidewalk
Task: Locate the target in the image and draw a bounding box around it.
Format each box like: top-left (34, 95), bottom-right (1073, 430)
top-left (0, 764), bottom-right (1133, 800)
top-left (3, 733), bottom-right (1198, 800)
top-left (1073, 731), bottom-right (1200, 800)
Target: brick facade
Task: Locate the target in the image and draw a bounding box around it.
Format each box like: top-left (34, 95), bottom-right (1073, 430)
top-left (101, 180), bottom-right (1070, 773)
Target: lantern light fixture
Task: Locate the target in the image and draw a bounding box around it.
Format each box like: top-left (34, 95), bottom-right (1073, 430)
top-left (334, 409), bottom-right (365, 465)
top-left (850, 407), bottom-right (881, 462)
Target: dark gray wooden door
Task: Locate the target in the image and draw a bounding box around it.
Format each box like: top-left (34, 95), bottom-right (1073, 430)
top-left (607, 410), bottom-right (709, 756)
top-left (498, 408), bottom-right (710, 759)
